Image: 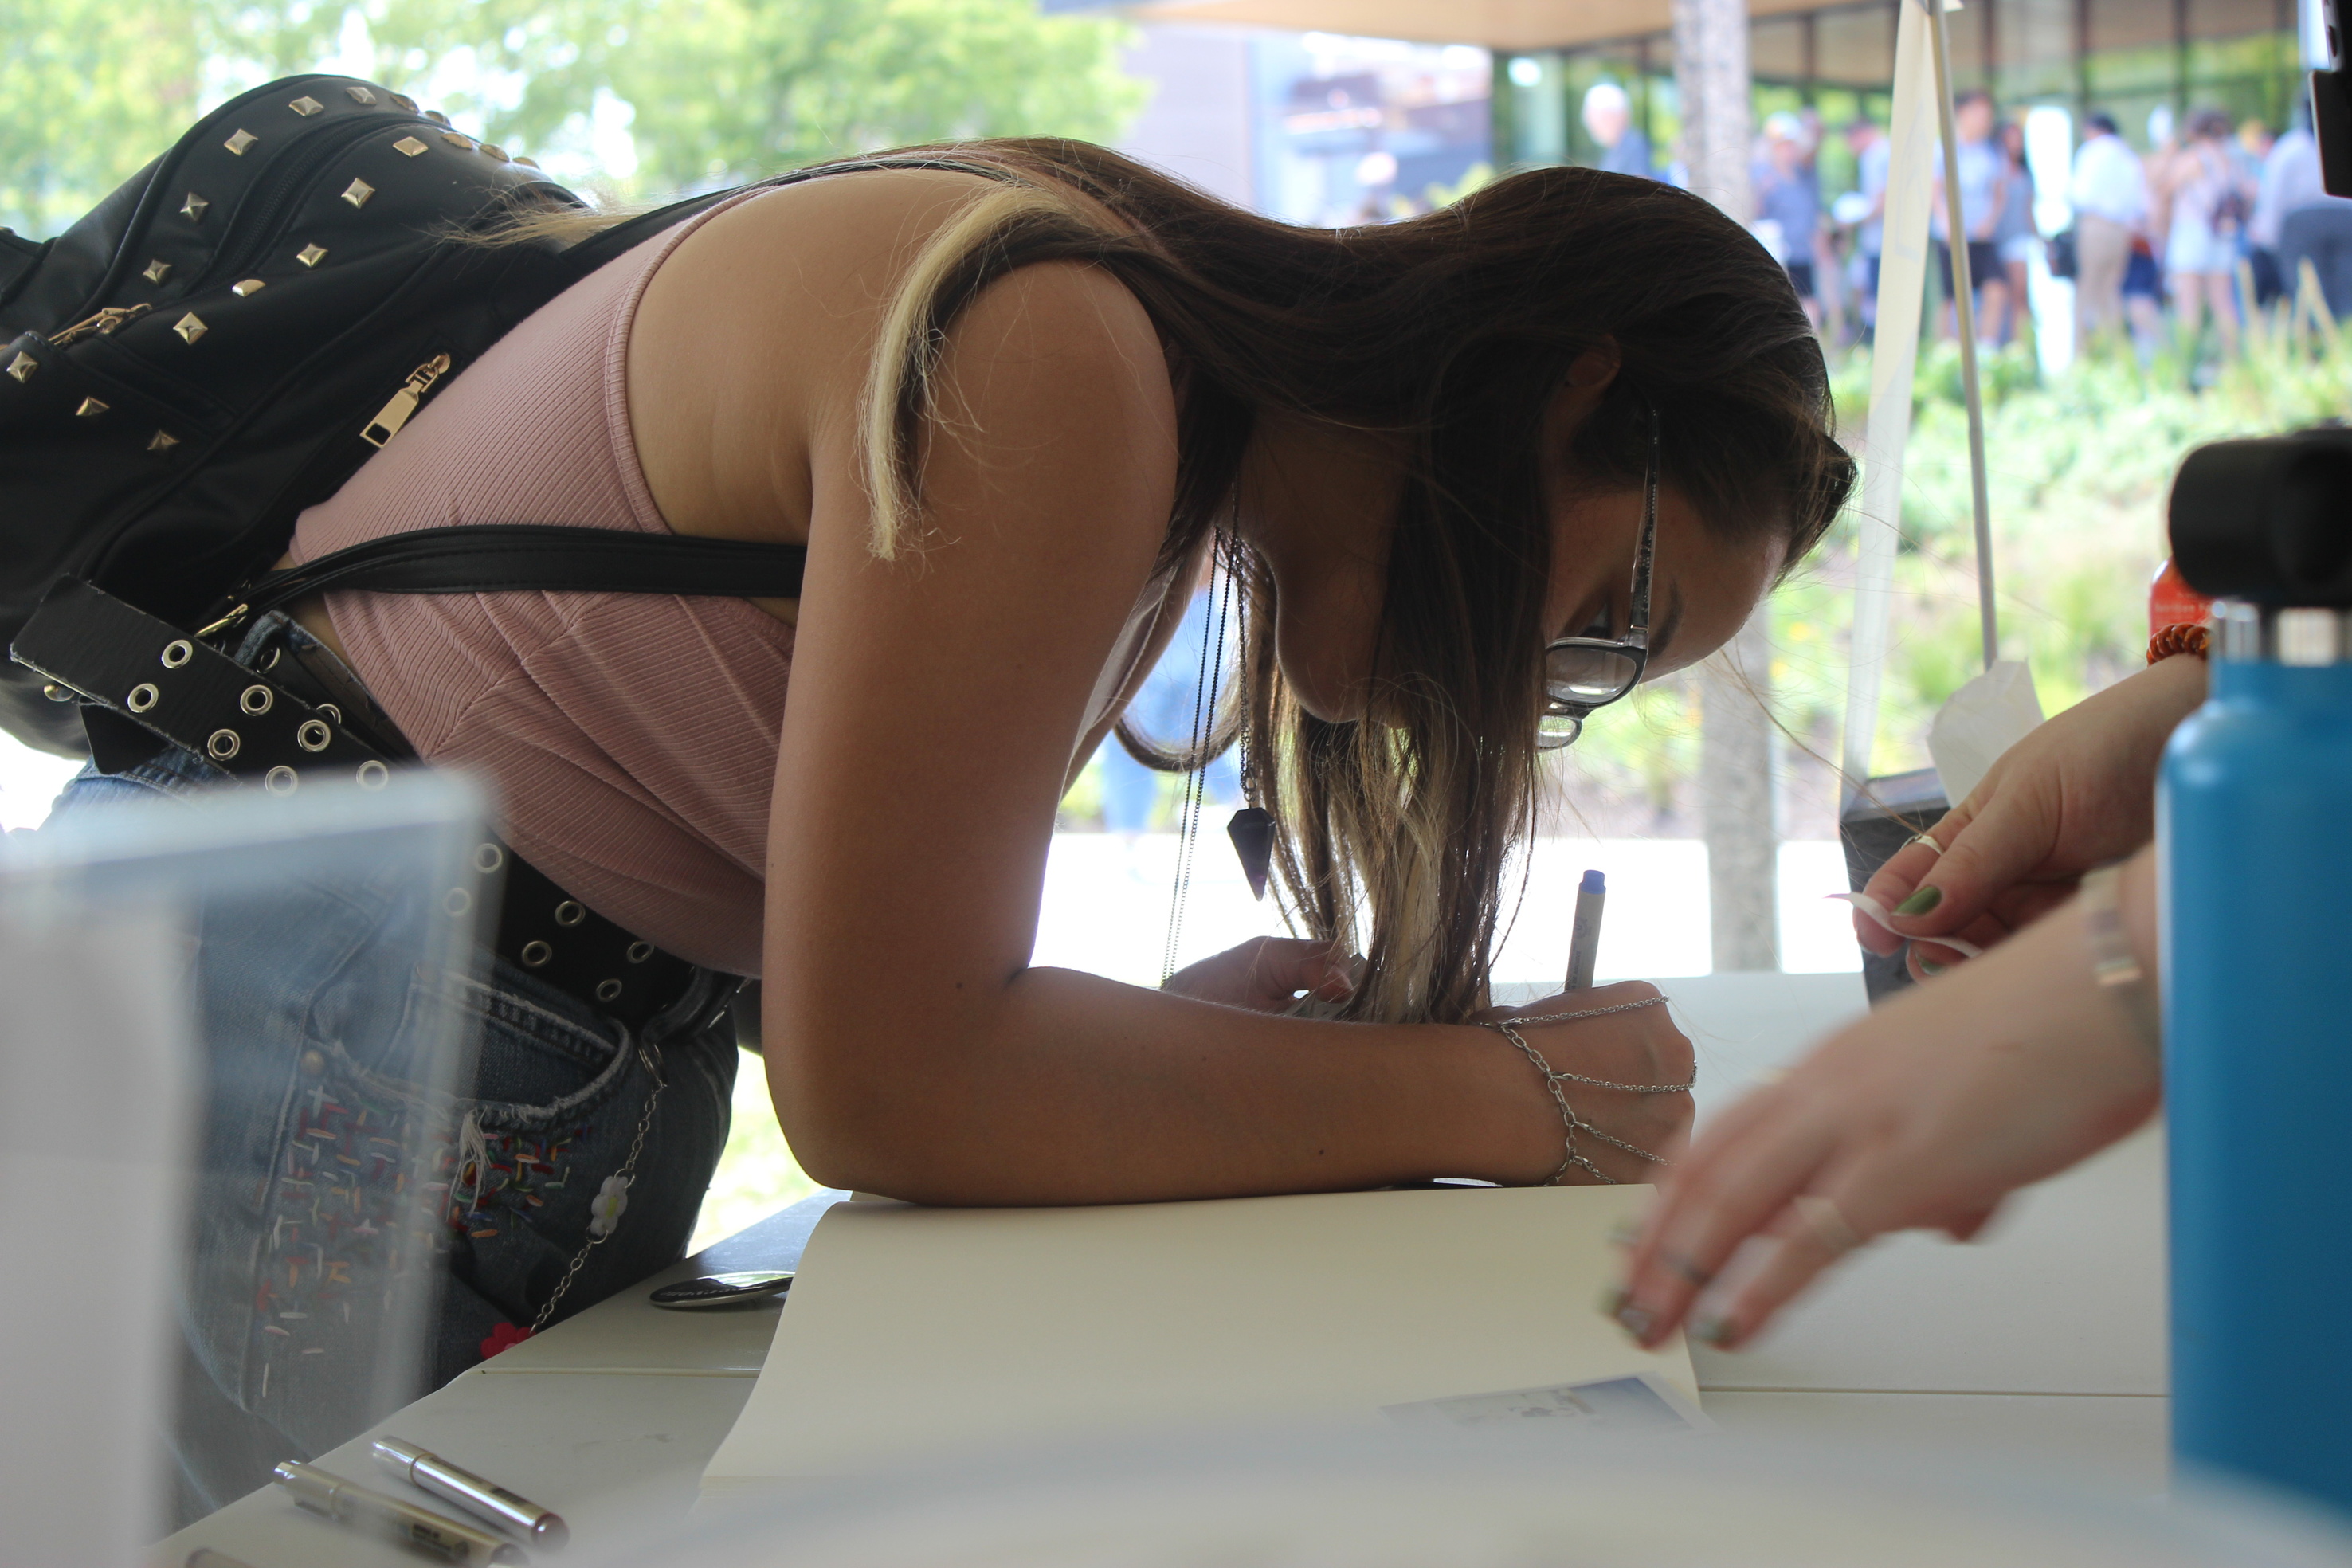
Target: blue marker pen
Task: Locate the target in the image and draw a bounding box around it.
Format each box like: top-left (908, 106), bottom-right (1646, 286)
top-left (1566, 868), bottom-right (1606, 991)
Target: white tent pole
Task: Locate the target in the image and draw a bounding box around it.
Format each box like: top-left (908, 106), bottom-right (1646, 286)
top-left (1841, 0), bottom-right (1941, 795)
top-left (1928, 0), bottom-right (2001, 672)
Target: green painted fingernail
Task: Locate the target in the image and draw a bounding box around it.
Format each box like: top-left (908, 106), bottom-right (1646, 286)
top-left (1691, 1313), bottom-right (1735, 1347)
top-left (1598, 1287), bottom-right (1628, 1318)
top-left (1918, 955), bottom-right (1946, 977)
top-left (1895, 885), bottom-right (1943, 916)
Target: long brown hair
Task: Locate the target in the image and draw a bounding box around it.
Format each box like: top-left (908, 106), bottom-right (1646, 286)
top-left (526, 141), bottom-right (1854, 1021)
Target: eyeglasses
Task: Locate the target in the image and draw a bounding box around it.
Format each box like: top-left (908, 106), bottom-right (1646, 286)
top-left (1537, 404), bottom-right (1660, 751)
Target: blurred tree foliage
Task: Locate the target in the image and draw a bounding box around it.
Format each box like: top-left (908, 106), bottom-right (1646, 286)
top-left (2, 0), bottom-right (1141, 233)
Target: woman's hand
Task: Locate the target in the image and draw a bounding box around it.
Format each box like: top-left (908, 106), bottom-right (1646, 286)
top-left (1616, 853), bottom-right (2162, 1350)
top-left (1162, 937), bottom-right (1359, 1014)
top-left (1473, 983), bottom-right (1698, 1186)
top-left (1860, 654), bottom-right (2205, 976)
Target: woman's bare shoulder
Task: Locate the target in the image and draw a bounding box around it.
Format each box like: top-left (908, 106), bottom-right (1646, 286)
top-left (630, 169), bottom-right (1174, 551)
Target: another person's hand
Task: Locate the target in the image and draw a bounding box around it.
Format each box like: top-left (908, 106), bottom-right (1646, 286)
top-left (1859, 654), bottom-right (2205, 977)
top-left (1162, 936), bottom-right (1358, 1013)
top-left (1617, 853), bottom-right (2162, 1350)
top-left (1472, 982), bottom-right (1697, 1186)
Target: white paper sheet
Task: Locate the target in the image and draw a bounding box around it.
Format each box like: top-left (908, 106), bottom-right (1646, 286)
top-left (702, 1185), bottom-right (1695, 1492)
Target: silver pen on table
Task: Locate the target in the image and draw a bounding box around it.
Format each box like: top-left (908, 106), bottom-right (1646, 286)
top-left (1566, 868), bottom-right (1606, 991)
top-left (374, 1437), bottom-right (570, 1549)
top-left (272, 1461), bottom-right (527, 1564)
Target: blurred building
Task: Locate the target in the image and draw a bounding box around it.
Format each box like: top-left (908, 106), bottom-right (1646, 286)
top-left (1066, 14), bottom-right (1492, 221)
top-left (1072, 0), bottom-right (2315, 194)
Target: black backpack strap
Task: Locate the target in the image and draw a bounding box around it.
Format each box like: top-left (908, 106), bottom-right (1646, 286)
top-left (214, 525), bottom-right (806, 629)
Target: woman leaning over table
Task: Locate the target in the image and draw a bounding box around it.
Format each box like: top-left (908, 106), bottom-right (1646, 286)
top-left (50, 141), bottom-right (1853, 1511)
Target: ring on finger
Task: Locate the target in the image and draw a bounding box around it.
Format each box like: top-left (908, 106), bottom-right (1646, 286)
top-left (1793, 1194), bottom-right (1866, 1256)
top-left (1909, 830), bottom-right (1945, 854)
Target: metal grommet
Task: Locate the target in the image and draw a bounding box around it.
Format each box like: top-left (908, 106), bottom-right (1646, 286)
top-left (317, 703), bottom-right (343, 724)
top-left (445, 887), bottom-right (472, 917)
top-left (261, 645), bottom-right (284, 671)
top-left (594, 978), bottom-right (624, 1003)
top-left (625, 940), bottom-right (653, 964)
top-left (520, 939), bottom-right (553, 968)
top-left (299, 1048), bottom-right (325, 1077)
top-left (264, 765), bottom-right (298, 796)
top-left (296, 719), bottom-right (331, 752)
top-left (160, 640), bottom-right (193, 669)
top-left (554, 900), bottom-right (586, 927)
top-left (206, 727), bottom-right (241, 760)
top-left (472, 843), bottom-right (506, 875)
top-left (355, 759), bottom-right (390, 790)
top-left (239, 684), bottom-right (274, 715)
top-left (127, 683), bottom-right (159, 713)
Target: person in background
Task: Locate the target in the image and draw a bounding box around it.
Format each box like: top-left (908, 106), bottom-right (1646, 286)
top-left (1843, 116), bottom-right (1891, 341)
top-left (2155, 107), bottom-right (2250, 359)
top-left (1582, 82), bottom-right (1655, 182)
top-left (1928, 88), bottom-right (2009, 345)
top-left (1990, 117), bottom-right (2040, 347)
top-left (1754, 111), bottom-right (1823, 327)
top-left (2069, 112), bottom-right (2150, 350)
top-left (2264, 110), bottom-right (2352, 319)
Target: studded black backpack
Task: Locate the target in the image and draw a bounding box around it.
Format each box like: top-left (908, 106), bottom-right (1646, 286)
top-left (0, 70), bottom-right (1007, 759)
top-left (0, 73), bottom-right (1019, 1025)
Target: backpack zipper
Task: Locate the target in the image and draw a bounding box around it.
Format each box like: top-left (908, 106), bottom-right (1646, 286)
top-left (360, 352), bottom-right (452, 447)
top-left (49, 302), bottom-right (152, 347)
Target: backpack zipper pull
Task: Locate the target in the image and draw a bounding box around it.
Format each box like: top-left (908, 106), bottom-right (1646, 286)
top-left (360, 353), bottom-right (453, 448)
top-left (49, 303), bottom-right (152, 347)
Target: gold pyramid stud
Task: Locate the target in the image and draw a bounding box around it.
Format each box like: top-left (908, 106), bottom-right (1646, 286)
top-left (479, 143), bottom-right (508, 161)
top-left (224, 128), bottom-right (258, 155)
top-left (181, 191), bottom-right (209, 222)
top-left (425, 109), bottom-right (450, 126)
top-left (347, 85), bottom-right (377, 105)
top-left (390, 92), bottom-right (417, 112)
top-left (74, 396), bottom-right (108, 418)
top-left (296, 243), bottom-right (327, 268)
top-left (441, 132), bottom-right (476, 152)
top-left (6, 351), bottom-right (34, 384)
top-left (289, 96), bottom-right (324, 116)
top-left (142, 258), bottom-right (171, 284)
top-left (515, 155), bottom-right (539, 169)
top-left (173, 312), bottom-right (208, 345)
top-left (340, 178), bottom-right (374, 209)
top-left (230, 277), bottom-right (266, 297)
top-left (148, 430), bottom-right (180, 453)
top-left (393, 135), bottom-right (428, 158)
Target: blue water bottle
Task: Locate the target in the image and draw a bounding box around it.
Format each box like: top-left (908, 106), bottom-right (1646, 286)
top-left (2163, 433), bottom-right (2352, 1512)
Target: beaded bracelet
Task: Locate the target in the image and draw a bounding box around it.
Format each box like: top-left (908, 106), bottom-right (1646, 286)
top-left (2148, 622), bottom-right (2209, 664)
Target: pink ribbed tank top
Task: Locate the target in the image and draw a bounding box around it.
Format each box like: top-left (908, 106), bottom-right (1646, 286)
top-left (292, 190), bottom-right (789, 976)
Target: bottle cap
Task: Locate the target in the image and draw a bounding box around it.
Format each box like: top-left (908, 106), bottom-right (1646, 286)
top-left (2170, 431), bottom-right (2352, 606)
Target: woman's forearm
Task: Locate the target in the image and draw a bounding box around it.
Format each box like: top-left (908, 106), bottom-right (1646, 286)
top-left (766, 967), bottom-right (1570, 1204)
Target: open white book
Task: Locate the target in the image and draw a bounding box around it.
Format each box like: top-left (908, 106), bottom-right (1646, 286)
top-left (702, 1185), bottom-right (1696, 1496)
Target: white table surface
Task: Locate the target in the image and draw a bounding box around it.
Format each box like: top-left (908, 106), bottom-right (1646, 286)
top-left (160, 972), bottom-right (2174, 1563)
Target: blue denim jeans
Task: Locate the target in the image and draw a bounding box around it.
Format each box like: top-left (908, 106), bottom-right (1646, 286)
top-left (44, 634), bottom-right (739, 1523)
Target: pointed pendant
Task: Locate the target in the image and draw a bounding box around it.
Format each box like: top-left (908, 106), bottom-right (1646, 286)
top-left (1227, 806), bottom-right (1276, 901)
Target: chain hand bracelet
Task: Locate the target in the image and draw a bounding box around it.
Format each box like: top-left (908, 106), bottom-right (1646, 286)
top-left (1479, 994), bottom-right (1694, 1186)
